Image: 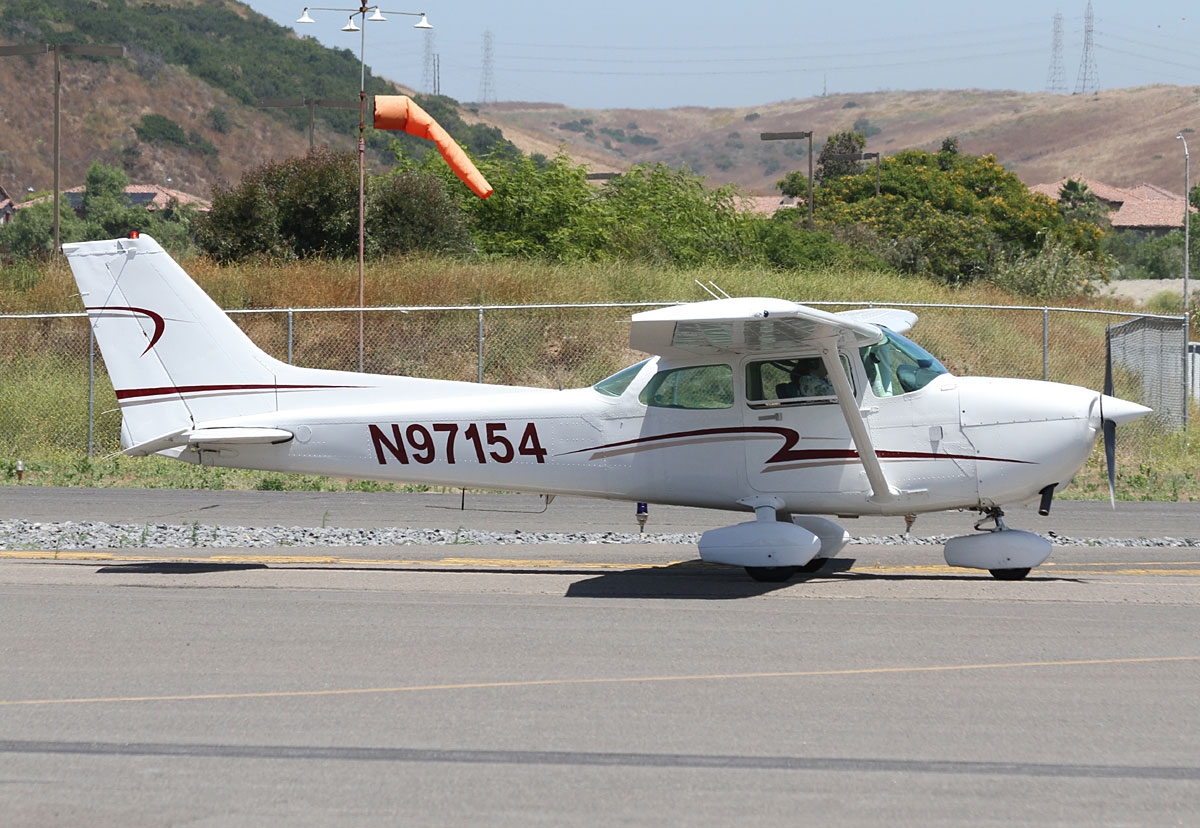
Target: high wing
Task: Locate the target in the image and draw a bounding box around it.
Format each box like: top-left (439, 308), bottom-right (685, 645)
top-left (630, 297), bottom-right (915, 503)
top-left (629, 298), bottom-right (887, 357)
top-left (835, 307), bottom-right (918, 336)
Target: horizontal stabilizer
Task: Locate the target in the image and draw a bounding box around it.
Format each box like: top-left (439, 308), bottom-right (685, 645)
top-left (123, 426), bottom-right (293, 457)
top-left (183, 427), bottom-right (295, 447)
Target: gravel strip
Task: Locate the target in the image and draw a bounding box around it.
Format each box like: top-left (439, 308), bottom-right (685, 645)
top-left (0, 519), bottom-right (1196, 551)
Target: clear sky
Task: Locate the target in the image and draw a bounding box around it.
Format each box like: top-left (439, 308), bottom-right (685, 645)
top-left (244, 1), bottom-right (1197, 109)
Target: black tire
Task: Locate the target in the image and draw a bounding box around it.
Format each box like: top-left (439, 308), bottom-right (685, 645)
top-left (797, 557), bottom-right (828, 574)
top-left (745, 566), bottom-right (798, 583)
top-left (989, 567), bottom-right (1032, 580)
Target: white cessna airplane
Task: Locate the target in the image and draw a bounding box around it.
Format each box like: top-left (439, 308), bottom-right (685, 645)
top-left (65, 234), bottom-right (1150, 582)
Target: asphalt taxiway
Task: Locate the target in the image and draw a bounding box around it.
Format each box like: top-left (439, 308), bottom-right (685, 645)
top-left (1, 489), bottom-right (1198, 826)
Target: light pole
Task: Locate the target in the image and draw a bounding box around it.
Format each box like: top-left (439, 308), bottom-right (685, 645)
top-left (297, 5), bottom-right (431, 370)
top-left (829, 151), bottom-right (882, 197)
top-left (760, 131), bottom-right (813, 229)
top-left (1179, 132), bottom-right (1192, 430)
top-left (1178, 133), bottom-right (1190, 317)
top-left (257, 96), bottom-right (359, 151)
top-left (0, 42), bottom-right (125, 253)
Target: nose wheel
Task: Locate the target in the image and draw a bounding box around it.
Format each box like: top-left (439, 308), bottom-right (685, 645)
top-left (942, 507), bottom-right (1049, 580)
top-left (989, 567), bottom-right (1031, 580)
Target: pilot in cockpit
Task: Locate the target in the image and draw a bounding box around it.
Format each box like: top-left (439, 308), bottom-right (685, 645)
top-left (777, 358), bottom-right (834, 399)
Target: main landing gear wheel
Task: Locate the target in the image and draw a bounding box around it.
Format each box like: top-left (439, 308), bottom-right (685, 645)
top-left (989, 568), bottom-right (1032, 581)
top-left (745, 566), bottom-right (798, 583)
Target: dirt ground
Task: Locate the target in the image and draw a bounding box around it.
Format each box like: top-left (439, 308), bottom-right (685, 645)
top-left (1101, 279), bottom-right (1191, 307)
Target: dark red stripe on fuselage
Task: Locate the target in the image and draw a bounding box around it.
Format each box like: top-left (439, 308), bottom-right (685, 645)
top-left (565, 426), bottom-right (1032, 466)
top-left (114, 383), bottom-right (361, 400)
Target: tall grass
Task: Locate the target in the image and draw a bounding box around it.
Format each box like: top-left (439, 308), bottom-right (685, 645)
top-left (2, 253), bottom-right (1194, 499)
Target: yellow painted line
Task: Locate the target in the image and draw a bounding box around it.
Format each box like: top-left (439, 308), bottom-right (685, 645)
top-left (0, 551), bottom-right (118, 561)
top-left (0, 549), bottom-right (670, 571)
top-left (2, 656), bottom-right (1196, 708)
top-left (1045, 561), bottom-right (1200, 568)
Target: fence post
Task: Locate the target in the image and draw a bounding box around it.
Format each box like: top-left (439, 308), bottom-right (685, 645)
top-left (287, 309), bottom-right (294, 365)
top-left (88, 323), bottom-right (95, 458)
top-left (477, 307), bottom-right (485, 383)
top-left (1184, 313), bottom-right (1191, 432)
top-left (1043, 307), bottom-right (1050, 382)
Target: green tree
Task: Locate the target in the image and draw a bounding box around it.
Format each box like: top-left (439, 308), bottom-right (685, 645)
top-left (775, 170), bottom-right (809, 200)
top-left (133, 113), bottom-right (189, 148)
top-left (432, 151), bottom-right (594, 258)
top-left (1105, 230), bottom-right (1188, 280)
top-left (365, 169), bottom-right (472, 257)
top-left (0, 162), bottom-right (196, 260)
top-left (571, 164), bottom-right (755, 267)
top-left (815, 131), bottom-right (866, 183)
top-left (198, 148), bottom-right (357, 262)
top-left (0, 199), bottom-right (85, 261)
top-left (199, 148), bottom-right (468, 262)
top-left (937, 136), bottom-right (959, 171)
top-left (1058, 179), bottom-right (1110, 227)
top-left (816, 148), bottom-right (1070, 284)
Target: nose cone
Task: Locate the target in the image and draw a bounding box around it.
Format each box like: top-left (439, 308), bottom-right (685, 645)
top-left (1092, 394), bottom-right (1153, 427)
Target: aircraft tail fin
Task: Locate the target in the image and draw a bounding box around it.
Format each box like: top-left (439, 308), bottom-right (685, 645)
top-left (63, 235), bottom-right (298, 451)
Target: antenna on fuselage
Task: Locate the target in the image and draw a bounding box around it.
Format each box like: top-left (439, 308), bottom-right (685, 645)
top-left (694, 280), bottom-right (732, 299)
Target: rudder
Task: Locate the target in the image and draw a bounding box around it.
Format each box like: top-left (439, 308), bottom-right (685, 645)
top-left (64, 235), bottom-right (287, 451)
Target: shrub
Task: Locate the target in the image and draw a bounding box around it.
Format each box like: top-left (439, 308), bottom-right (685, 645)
top-left (134, 113), bottom-right (189, 147)
top-left (366, 170), bottom-right (472, 256)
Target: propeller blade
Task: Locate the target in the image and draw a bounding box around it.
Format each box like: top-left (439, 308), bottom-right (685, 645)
top-left (1104, 413), bottom-right (1117, 508)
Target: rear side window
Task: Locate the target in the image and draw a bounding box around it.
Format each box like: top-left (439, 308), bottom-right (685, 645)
top-left (639, 364), bottom-right (734, 409)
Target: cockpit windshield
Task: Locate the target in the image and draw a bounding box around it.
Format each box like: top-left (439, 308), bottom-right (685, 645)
top-left (859, 328), bottom-right (948, 397)
top-left (593, 359), bottom-right (650, 397)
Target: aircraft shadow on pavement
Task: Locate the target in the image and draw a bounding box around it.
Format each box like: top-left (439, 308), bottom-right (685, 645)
top-left (96, 562), bottom-right (269, 575)
top-left (563, 559), bottom-right (1085, 598)
top-left (564, 558), bottom-right (857, 600)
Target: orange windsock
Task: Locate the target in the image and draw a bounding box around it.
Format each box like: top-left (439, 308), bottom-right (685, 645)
top-left (374, 95), bottom-right (493, 199)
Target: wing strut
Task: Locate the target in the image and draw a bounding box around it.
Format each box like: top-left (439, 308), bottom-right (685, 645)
top-left (818, 340), bottom-right (895, 503)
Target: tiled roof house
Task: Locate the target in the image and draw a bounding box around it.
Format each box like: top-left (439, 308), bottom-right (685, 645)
top-left (13, 183), bottom-right (211, 214)
top-left (1030, 176), bottom-right (1195, 233)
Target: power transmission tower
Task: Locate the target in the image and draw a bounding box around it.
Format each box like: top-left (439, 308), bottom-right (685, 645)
top-left (1074, 0), bottom-right (1099, 95)
top-left (421, 29), bottom-right (436, 95)
top-left (1046, 11), bottom-right (1068, 94)
top-left (478, 29), bottom-right (496, 104)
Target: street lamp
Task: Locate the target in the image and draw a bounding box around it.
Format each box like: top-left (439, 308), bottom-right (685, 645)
top-left (0, 42), bottom-right (125, 253)
top-left (829, 151), bottom-right (882, 197)
top-left (760, 131), bottom-right (813, 229)
top-left (257, 97), bottom-right (360, 151)
top-left (297, 5), bottom-right (431, 370)
top-left (1178, 133), bottom-right (1190, 317)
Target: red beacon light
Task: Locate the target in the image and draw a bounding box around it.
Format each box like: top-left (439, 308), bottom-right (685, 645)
top-left (129, 230), bottom-right (140, 239)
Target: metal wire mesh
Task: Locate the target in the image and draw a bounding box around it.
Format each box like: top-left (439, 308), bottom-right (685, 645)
top-left (1107, 316), bottom-right (1188, 430)
top-left (0, 303), bottom-right (1188, 466)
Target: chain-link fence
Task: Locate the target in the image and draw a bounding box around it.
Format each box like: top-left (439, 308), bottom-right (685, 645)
top-left (1107, 316), bottom-right (1190, 430)
top-left (0, 302), bottom-right (1189, 463)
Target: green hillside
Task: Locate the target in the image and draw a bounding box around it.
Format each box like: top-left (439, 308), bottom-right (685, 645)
top-left (0, 0), bottom-right (514, 198)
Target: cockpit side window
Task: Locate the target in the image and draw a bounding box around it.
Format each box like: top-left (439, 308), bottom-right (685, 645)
top-left (860, 328), bottom-right (948, 397)
top-left (639, 364), bottom-right (734, 409)
top-left (746, 355), bottom-right (848, 408)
